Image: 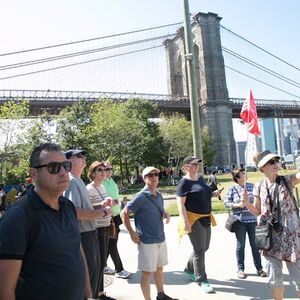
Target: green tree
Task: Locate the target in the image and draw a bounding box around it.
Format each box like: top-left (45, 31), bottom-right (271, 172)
top-left (56, 99), bottom-right (93, 150)
top-left (8, 114), bottom-right (57, 184)
top-left (0, 101), bottom-right (30, 183)
top-left (55, 98), bottom-right (166, 182)
top-left (89, 99), bottom-right (166, 182)
top-left (201, 126), bottom-right (214, 166)
top-left (159, 114), bottom-right (214, 167)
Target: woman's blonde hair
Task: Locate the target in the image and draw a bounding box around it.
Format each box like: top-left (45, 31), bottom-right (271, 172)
top-left (88, 161), bottom-right (105, 181)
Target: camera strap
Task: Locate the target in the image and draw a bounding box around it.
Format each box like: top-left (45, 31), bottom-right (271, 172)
top-left (266, 179), bottom-right (281, 221)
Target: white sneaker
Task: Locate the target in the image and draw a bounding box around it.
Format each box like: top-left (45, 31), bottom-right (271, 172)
top-left (115, 269), bottom-right (132, 279)
top-left (103, 266), bottom-right (115, 275)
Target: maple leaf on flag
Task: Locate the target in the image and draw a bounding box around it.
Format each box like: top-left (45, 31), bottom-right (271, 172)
top-left (240, 89), bottom-right (260, 135)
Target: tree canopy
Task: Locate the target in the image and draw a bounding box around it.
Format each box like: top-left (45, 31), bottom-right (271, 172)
top-left (0, 99), bottom-right (214, 184)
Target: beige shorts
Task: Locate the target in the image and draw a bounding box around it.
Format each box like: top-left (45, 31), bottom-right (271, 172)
top-left (138, 240), bottom-right (168, 272)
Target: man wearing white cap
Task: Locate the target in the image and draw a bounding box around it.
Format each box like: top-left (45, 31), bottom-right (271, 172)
top-left (121, 167), bottom-right (178, 300)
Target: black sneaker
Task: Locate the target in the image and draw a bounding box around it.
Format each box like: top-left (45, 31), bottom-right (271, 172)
top-left (156, 293), bottom-right (178, 300)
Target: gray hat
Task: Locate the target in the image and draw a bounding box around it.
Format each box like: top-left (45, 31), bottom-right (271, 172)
top-left (183, 156), bottom-right (202, 165)
top-left (64, 149), bottom-right (86, 159)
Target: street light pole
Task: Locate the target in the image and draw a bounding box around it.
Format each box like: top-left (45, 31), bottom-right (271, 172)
top-left (182, 0), bottom-right (204, 173)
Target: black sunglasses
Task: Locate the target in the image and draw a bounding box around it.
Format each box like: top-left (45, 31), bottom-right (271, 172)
top-left (105, 168), bottom-right (113, 171)
top-left (33, 161), bottom-right (72, 174)
top-left (73, 153), bottom-right (85, 159)
top-left (96, 168), bottom-right (106, 172)
top-left (145, 173), bottom-right (159, 178)
top-left (268, 159), bottom-right (279, 165)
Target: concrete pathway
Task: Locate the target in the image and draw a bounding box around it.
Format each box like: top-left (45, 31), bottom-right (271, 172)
top-left (105, 214), bottom-right (298, 300)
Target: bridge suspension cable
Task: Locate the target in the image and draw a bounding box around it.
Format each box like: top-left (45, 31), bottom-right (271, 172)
top-left (222, 47), bottom-right (300, 88)
top-left (0, 45), bottom-right (163, 81)
top-left (221, 25), bottom-right (300, 72)
top-left (0, 34), bottom-right (175, 71)
top-left (225, 65), bottom-right (300, 99)
top-left (0, 22), bottom-right (182, 57)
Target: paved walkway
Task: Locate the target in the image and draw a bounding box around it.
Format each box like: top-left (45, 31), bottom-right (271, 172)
top-left (105, 214), bottom-right (298, 300)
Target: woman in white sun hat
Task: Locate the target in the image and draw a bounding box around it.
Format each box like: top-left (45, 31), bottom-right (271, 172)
top-left (244, 150), bottom-right (300, 300)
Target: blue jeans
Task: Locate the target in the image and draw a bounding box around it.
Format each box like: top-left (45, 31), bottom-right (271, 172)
top-left (235, 221), bottom-right (262, 272)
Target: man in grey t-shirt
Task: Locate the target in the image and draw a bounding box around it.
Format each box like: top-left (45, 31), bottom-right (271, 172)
top-left (64, 149), bottom-right (111, 299)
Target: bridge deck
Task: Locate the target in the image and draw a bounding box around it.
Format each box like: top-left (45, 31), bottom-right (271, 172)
top-left (1, 89), bottom-right (300, 118)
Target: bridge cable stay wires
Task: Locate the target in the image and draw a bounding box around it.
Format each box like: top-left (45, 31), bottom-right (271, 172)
top-left (221, 25), bottom-right (300, 72)
top-left (225, 65), bottom-right (300, 99)
top-left (0, 45), bottom-right (163, 81)
top-left (222, 47), bottom-right (300, 88)
top-left (0, 34), bottom-right (175, 71)
top-left (0, 22), bottom-right (183, 57)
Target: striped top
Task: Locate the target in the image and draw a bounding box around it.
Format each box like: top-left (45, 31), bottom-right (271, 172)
top-left (86, 183), bottom-right (111, 228)
top-left (224, 182), bottom-right (257, 223)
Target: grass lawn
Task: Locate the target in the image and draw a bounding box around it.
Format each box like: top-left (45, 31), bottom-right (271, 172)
top-left (120, 169), bottom-right (299, 216)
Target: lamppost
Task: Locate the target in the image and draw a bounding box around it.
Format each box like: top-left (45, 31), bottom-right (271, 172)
top-left (182, 0), bottom-right (204, 173)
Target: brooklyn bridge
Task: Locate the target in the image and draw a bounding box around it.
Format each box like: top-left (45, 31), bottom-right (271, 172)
top-left (0, 89), bottom-right (299, 119)
top-left (0, 11), bottom-right (299, 166)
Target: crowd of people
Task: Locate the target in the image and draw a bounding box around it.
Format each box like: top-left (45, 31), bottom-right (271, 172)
top-left (0, 144), bottom-right (299, 300)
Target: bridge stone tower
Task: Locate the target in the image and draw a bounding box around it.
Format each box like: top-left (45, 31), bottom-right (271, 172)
top-left (164, 12), bottom-right (236, 167)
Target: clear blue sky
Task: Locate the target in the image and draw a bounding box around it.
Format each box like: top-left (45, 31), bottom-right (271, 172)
top-left (1, 0), bottom-right (299, 143)
top-left (2, 0), bottom-right (299, 60)
top-left (1, 0), bottom-right (299, 94)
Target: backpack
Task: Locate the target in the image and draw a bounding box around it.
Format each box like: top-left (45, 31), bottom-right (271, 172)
top-left (0, 190), bottom-right (39, 252)
top-left (16, 194), bottom-right (39, 251)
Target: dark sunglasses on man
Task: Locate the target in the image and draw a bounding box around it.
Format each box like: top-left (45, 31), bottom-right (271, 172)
top-left (33, 161), bottom-right (72, 174)
top-left (145, 172), bottom-right (159, 178)
top-left (73, 153), bottom-right (85, 159)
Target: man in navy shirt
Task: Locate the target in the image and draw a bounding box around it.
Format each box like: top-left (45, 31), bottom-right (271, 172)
top-left (121, 166), bottom-right (178, 300)
top-left (0, 143), bottom-right (92, 300)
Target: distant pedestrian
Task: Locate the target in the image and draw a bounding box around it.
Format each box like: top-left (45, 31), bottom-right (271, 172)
top-left (121, 166), bottom-right (178, 300)
top-left (0, 184), bottom-right (6, 214)
top-left (17, 183), bottom-right (27, 197)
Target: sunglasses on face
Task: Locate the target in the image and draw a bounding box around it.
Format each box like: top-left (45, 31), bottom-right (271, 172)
top-left (145, 173), bottom-right (159, 178)
top-left (105, 168), bottom-right (113, 171)
top-left (73, 153), bottom-right (85, 159)
top-left (33, 161), bottom-right (72, 174)
top-left (268, 159), bottom-right (279, 165)
top-left (95, 168), bottom-right (106, 172)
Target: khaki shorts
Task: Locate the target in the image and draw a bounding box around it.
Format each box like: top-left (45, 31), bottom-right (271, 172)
top-left (138, 240), bottom-right (168, 272)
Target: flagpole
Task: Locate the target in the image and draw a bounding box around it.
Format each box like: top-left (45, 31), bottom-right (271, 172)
top-left (240, 89), bottom-right (260, 191)
top-left (244, 91), bottom-right (251, 189)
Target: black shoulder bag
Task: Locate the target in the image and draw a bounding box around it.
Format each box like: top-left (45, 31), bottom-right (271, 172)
top-left (255, 179), bottom-right (281, 251)
top-left (225, 186), bottom-right (239, 233)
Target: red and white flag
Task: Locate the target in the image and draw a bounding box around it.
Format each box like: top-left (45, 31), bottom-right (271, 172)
top-left (240, 89), bottom-right (260, 135)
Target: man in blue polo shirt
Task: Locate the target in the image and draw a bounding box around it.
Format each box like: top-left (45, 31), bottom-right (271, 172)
top-left (121, 166), bottom-right (178, 300)
top-left (0, 143), bottom-right (92, 300)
